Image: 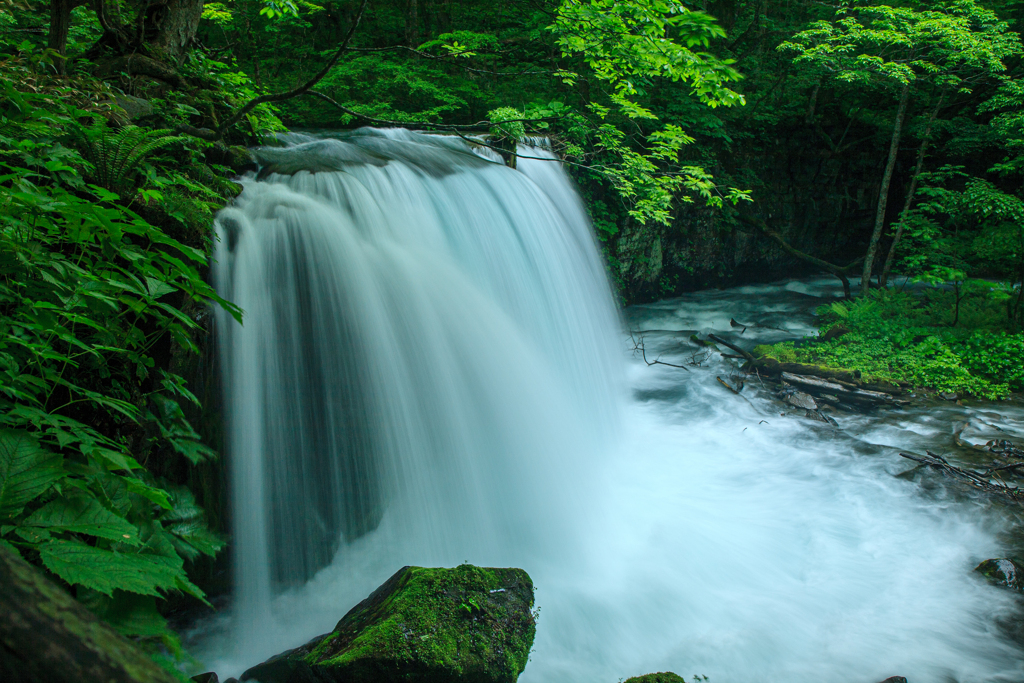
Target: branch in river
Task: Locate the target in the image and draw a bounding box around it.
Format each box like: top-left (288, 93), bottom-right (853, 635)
top-left (630, 331), bottom-right (690, 371)
top-left (707, 333), bottom-right (756, 363)
top-left (900, 451), bottom-right (1023, 501)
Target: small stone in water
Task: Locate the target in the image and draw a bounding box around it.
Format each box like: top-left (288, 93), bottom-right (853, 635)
top-left (786, 391), bottom-right (817, 410)
top-left (975, 558), bottom-right (1023, 592)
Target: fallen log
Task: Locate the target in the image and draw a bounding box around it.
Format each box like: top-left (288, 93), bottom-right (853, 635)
top-left (781, 372), bottom-right (894, 404)
top-left (748, 357), bottom-right (906, 395)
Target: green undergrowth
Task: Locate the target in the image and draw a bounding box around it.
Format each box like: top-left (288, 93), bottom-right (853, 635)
top-left (753, 287), bottom-right (1024, 399)
top-left (0, 43), bottom-right (247, 673)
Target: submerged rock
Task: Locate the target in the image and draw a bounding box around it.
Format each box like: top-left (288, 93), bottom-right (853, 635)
top-left (624, 674), bottom-right (687, 683)
top-left (240, 565), bottom-right (536, 683)
top-left (975, 558), bottom-right (1023, 591)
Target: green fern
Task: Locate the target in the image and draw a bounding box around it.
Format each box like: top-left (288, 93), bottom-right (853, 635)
top-left (75, 125), bottom-right (183, 195)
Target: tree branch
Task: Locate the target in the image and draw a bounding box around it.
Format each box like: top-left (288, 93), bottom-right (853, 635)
top-left (216, 0), bottom-right (369, 137)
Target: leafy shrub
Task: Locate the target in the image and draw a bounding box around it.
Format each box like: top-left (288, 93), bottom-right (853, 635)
top-left (755, 288), bottom-right (1020, 399)
top-left (0, 46), bottom-right (239, 658)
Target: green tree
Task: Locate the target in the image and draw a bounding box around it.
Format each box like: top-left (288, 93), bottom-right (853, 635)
top-left (780, 0), bottom-right (1020, 294)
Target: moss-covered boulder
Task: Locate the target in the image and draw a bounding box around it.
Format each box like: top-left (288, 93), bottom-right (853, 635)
top-left (623, 674), bottom-right (687, 683)
top-left (239, 564), bottom-right (536, 683)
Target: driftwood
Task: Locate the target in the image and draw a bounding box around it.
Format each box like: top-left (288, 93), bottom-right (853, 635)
top-left (707, 334), bottom-right (756, 363)
top-left (0, 544), bottom-right (180, 683)
top-left (780, 372), bottom-right (895, 405)
top-left (899, 451), bottom-right (1023, 501)
top-left (749, 357), bottom-right (905, 396)
top-left (716, 376), bottom-right (742, 394)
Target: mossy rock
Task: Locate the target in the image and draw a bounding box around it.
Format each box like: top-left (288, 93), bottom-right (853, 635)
top-left (975, 558), bottom-right (1023, 592)
top-left (240, 564), bottom-right (536, 683)
top-left (623, 674), bottom-right (687, 683)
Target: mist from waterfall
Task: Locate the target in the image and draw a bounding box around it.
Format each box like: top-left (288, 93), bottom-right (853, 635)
top-left (203, 129), bottom-right (1024, 683)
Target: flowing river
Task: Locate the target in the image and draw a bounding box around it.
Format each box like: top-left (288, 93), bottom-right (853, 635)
top-left (193, 130), bottom-right (1024, 682)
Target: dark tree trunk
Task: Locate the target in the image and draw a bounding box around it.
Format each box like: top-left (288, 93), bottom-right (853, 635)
top-left (861, 82), bottom-right (910, 296)
top-left (405, 0), bottom-right (419, 47)
top-left (144, 0), bottom-right (204, 62)
top-left (880, 91), bottom-right (945, 288)
top-left (0, 544), bottom-right (179, 683)
top-left (48, 0), bottom-right (73, 73)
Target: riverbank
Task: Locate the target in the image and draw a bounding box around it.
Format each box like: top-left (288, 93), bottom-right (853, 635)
top-left (749, 281), bottom-right (1024, 400)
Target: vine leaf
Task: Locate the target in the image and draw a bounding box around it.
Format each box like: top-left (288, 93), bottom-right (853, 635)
top-left (0, 429), bottom-right (63, 521)
top-left (24, 493), bottom-right (140, 544)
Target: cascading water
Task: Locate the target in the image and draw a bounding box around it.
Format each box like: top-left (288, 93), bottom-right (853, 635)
top-left (201, 129), bottom-right (1024, 682)
top-left (211, 128), bottom-right (621, 654)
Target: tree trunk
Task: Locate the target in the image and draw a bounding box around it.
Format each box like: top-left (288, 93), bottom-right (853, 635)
top-left (879, 92), bottom-right (945, 288)
top-left (48, 0), bottom-right (74, 74)
top-left (861, 82), bottom-right (910, 296)
top-left (144, 0), bottom-right (204, 62)
top-left (405, 0), bottom-right (419, 47)
top-left (0, 544), bottom-right (180, 683)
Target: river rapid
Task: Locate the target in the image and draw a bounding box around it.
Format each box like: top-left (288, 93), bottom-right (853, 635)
top-left (194, 130), bottom-right (1024, 683)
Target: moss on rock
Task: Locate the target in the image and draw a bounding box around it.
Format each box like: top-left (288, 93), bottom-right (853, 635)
top-left (623, 673), bottom-right (687, 683)
top-left (240, 564), bottom-right (536, 683)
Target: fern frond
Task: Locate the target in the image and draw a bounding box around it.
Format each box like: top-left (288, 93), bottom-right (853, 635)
top-left (70, 125), bottom-right (181, 194)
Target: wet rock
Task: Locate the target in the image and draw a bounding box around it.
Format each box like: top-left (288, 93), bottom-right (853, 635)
top-left (975, 558), bottom-right (1023, 591)
top-left (240, 564), bottom-right (536, 683)
top-left (877, 677), bottom-right (907, 683)
top-left (112, 94), bottom-right (155, 121)
top-left (624, 674), bottom-right (687, 683)
top-left (191, 673), bottom-right (219, 683)
top-left (939, 391), bottom-right (958, 400)
top-left (786, 391), bottom-right (818, 410)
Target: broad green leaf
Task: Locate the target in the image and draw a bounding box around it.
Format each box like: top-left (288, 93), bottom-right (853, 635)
top-left (0, 429), bottom-right (63, 520)
top-left (126, 479), bottom-right (172, 510)
top-left (38, 539), bottom-right (184, 597)
top-left (24, 493), bottom-right (140, 544)
top-left (91, 447), bottom-right (142, 472)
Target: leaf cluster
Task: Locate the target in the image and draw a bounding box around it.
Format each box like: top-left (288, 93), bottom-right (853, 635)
top-left (0, 46), bottom-right (237, 657)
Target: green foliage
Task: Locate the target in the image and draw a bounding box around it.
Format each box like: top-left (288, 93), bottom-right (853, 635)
top-left (487, 107), bottom-right (526, 142)
top-left (0, 46), bottom-right (235, 656)
top-left (74, 126), bottom-right (184, 195)
top-left (779, 0), bottom-right (1020, 91)
top-left (756, 288), bottom-right (1023, 398)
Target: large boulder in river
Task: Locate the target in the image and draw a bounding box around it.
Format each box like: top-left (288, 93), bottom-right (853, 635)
top-left (240, 565), bottom-right (536, 683)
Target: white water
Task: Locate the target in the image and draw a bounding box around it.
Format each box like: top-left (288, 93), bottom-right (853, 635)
top-left (201, 129), bottom-right (1024, 682)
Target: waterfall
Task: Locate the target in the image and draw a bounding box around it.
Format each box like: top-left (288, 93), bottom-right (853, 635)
top-left (213, 128), bottom-right (622, 643)
top-left (206, 129), bottom-right (1024, 682)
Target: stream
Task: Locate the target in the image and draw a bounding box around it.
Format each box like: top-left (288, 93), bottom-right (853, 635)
top-left (193, 131), bottom-right (1024, 683)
